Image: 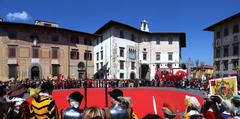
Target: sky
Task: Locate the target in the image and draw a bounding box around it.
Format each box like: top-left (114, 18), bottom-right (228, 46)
top-left (0, 0), bottom-right (240, 65)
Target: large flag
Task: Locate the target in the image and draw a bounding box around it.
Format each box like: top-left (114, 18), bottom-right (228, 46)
top-left (209, 76), bottom-right (238, 100)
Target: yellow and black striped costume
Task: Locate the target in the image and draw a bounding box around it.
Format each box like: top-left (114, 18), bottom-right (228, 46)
top-left (30, 96), bottom-right (58, 119)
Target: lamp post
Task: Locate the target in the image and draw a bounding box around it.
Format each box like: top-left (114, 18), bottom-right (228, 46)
top-left (84, 46), bottom-right (89, 109)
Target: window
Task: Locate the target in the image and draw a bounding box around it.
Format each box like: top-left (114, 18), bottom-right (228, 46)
top-left (232, 59), bottom-right (238, 70)
top-left (96, 38), bottom-right (99, 45)
top-left (70, 49), bottom-right (79, 59)
top-left (156, 52), bottom-right (160, 60)
top-left (131, 34), bottom-right (135, 41)
top-left (52, 64), bottom-right (60, 76)
top-left (131, 62), bottom-right (135, 70)
top-left (84, 50), bottom-right (92, 60)
top-left (32, 47), bottom-right (39, 58)
top-left (234, 35), bottom-right (238, 41)
top-left (8, 64), bottom-right (17, 78)
top-left (216, 48), bottom-right (220, 58)
top-left (233, 45), bottom-right (239, 56)
top-left (100, 51), bottom-right (103, 60)
top-left (96, 52), bottom-right (99, 61)
top-left (216, 31), bottom-right (221, 39)
top-left (168, 38), bottom-right (173, 44)
top-left (168, 52), bottom-right (173, 61)
top-left (84, 39), bottom-right (92, 45)
top-left (129, 49), bottom-right (136, 60)
top-left (167, 63), bottom-right (173, 68)
top-left (223, 46), bottom-right (228, 57)
top-left (120, 61), bottom-right (124, 69)
top-left (120, 73), bottom-right (124, 79)
top-left (156, 38), bottom-right (160, 44)
top-left (70, 36), bottom-right (79, 44)
top-left (223, 60), bottom-right (228, 70)
top-left (52, 47), bottom-right (59, 59)
top-left (8, 45), bottom-right (17, 58)
top-left (224, 28), bottom-right (229, 36)
top-left (96, 63), bottom-right (99, 71)
top-left (30, 34), bottom-right (39, 41)
top-left (233, 24), bottom-right (239, 34)
top-left (52, 35), bottom-right (59, 42)
top-left (215, 61), bottom-right (220, 71)
top-left (119, 47), bottom-right (125, 57)
top-left (143, 53), bottom-right (147, 60)
top-left (120, 30), bottom-right (124, 38)
top-left (8, 33), bottom-right (17, 39)
top-left (100, 62), bottom-right (103, 69)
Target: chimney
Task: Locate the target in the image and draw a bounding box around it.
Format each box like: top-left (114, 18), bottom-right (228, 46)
top-left (34, 20), bottom-right (59, 27)
top-left (140, 19), bottom-right (149, 32)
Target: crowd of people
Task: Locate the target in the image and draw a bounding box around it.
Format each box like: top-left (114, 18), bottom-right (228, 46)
top-left (0, 77), bottom-right (209, 91)
top-left (0, 76), bottom-right (239, 119)
top-left (0, 80), bottom-right (240, 119)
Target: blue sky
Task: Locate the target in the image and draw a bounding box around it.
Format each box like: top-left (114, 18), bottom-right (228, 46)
top-left (1, 0), bottom-right (240, 65)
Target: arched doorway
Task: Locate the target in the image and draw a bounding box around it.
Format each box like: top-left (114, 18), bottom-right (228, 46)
top-left (141, 64), bottom-right (150, 80)
top-left (78, 62), bottom-right (85, 79)
top-left (31, 66), bottom-right (39, 80)
top-left (130, 72), bottom-right (135, 79)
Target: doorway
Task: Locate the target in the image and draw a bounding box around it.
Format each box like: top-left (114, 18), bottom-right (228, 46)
top-left (31, 66), bottom-right (39, 80)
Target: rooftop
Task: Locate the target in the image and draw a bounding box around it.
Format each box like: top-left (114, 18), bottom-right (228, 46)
top-left (95, 20), bottom-right (186, 47)
top-left (0, 21), bottom-right (97, 37)
top-left (204, 12), bottom-right (240, 31)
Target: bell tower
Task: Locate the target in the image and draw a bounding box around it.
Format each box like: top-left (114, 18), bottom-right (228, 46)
top-left (140, 19), bottom-right (149, 32)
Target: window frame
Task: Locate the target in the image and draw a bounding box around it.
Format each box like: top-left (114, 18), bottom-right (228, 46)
top-left (120, 60), bottom-right (124, 69)
top-left (8, 45), bottom-right (17, 58)
top-left (168, 52), bottom-right (173, 61)
top-left (156, 52), bottom-right (160, 60)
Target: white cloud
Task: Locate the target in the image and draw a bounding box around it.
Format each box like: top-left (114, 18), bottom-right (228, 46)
top-left (6, 11), bottom-right (30, 21)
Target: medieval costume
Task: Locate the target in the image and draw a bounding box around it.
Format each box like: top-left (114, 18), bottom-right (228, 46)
top-left (62, 91), bottom-right (83, 119)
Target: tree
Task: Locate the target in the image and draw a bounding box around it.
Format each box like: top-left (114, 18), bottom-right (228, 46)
top-left (200, 61), bottom-right (205, 66)
top-left (195, 59), bottom-right (200, 66)
top-left (187, 58), bottom-right (193, 66)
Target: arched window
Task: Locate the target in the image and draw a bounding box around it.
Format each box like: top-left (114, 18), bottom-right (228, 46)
top-left (78, 62), bottom-right (85, 69)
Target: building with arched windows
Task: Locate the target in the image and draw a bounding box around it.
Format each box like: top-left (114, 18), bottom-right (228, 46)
top-left (0, 20), bottom-right (96, 81)
top-left (93, 20), bottom-right (186, 80)
top-left (0, 19), bottom-right (187, 81)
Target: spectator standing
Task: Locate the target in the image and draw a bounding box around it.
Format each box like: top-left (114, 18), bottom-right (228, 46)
top-left (82, 106), bottom-right (105, 119)
top-left (30, 81), bottom-right (58, 119)
top-left (105, 89), bottom-right (138, 119)
top-left (183, 95), bottom-right (202, 119)
top-left (61, 91), bottom-right (84, 119)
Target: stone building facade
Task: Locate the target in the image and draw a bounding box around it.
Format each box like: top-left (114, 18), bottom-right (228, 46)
top-left (205, 12), bottom-right (240, 77)
top-left (0, 21), bottom-right (96, 81)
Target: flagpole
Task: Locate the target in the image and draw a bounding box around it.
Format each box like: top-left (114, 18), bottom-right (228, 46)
top-left (105, 67), bottom-right (108, 107)
top-left (84, 45), bottom-right (89, 109)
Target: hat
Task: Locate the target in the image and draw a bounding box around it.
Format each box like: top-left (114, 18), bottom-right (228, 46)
top-left (185, 95), bottom-right (201, 111)
top-left (68, 91), bottom-right (83, 103)
top-left (109, 89), bottom-right (123, 102)
top-left (162, 103), bottom-right (177, 117)
top-left (9, 84), bottom-right (27, 98)
top-left (231, 95), bottom-right (240, 107)
top-left (210, 95), bottom-right (222, 104)
top-left (41, 81), bottom-right (54, 92)
top-left (29, 87), bottom-right (40, 97)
